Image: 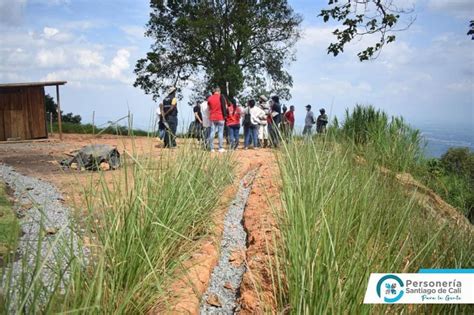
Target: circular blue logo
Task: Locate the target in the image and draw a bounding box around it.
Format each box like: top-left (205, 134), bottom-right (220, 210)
top-left (376, 275), bottom-right (404, 303)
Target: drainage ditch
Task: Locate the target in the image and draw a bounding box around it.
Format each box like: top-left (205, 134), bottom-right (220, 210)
top-left (200, 167), bottom-right (259, 314)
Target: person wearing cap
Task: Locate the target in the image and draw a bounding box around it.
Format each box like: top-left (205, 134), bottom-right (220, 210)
top-left (160, 86), bottom-right (178, 148)
top-left (207, 87), bottom-right (228, 152)
top-left (303, 104), bottom-right (315, 136)
top-left (316, 108), bottom-right (329, 134)
top-left (258, 95), bottom-right (270, 147)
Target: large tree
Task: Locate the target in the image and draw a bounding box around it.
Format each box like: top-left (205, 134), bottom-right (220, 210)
top-left (319, 0), bottom-right (415, 61)
top-left (134, 0), bottom-right (302, 100)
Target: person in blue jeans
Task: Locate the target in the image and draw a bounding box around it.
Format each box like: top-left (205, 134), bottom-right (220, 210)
top-left (209, 120), bottom-right (225, 152)
top-left (226, 98), bottom-right (243, 149)
top-left (244, 100), bottom-right (262, 149)
top-left (207, 87), bottom-right (227, 152)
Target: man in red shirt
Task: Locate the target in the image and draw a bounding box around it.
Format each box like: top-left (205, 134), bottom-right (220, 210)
top-left (207, 87), bottom-right (227, 152)
top-left (283, 105), bottom-right (295, 139)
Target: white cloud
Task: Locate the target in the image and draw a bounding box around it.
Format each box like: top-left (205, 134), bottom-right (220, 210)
top-left (447, 80), bottom-right (474, 91)
top-left (121, 25), bottom-right (145, 42)
top-left (41, 26), bottom-right (73, 42)
top-left (43, 26), bottom-right (59, 38)
top-left (1, 22), bottom-right (133, 87)
top-left (40, 48), bottom-right (132, 85)
top-left (299, 26), bottom-right (334, 47)
top-left (0, 0), bottom-right (27, 26)
top-left (77, 49), bottom-right (103, 67)
top-left (428, 0), bottom-right (474, 19)
top-left (36, 48), bottom-right (67, 67)
top-left (109, 49), bottom-right (130, 79)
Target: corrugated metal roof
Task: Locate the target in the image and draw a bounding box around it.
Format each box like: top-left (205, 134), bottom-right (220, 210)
top-left (0, 81), bottom-right (67, 88)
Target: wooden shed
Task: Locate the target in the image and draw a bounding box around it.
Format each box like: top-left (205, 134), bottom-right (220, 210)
top-left (0, 81), bottom-right (66, 141)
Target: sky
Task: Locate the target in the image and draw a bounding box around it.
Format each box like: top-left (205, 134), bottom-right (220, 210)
top-left (0, 0), bottom-right (473, 133)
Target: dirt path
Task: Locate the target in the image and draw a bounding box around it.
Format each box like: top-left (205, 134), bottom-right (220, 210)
top-left (237, 150), bottom-right (281, 314)
top-left (149, 149), bottom-right (281, 314)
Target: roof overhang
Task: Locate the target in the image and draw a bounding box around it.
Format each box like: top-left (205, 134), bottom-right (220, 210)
top-left (0, 81), bottom-right (67, 88)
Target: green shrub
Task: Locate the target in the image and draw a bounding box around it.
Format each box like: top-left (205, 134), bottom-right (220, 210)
top-left (440, 147), bottom-right (474, 181)
top-left (48, 122), bottom-right (149, 137)
top-left (341, 105), bottom-right (423, 172)
top-left (422, 148), bottom-right (474, 218)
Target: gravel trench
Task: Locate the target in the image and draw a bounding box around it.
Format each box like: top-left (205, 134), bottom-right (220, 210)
top-left (200, 168), bottom-right (259, 314)
top-left (0, 164), bottom-right (82, 308)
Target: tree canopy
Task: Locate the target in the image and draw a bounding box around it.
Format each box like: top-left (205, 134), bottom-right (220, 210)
top-left (468, 20), bottom-right (474, 39)
top-left (319, 0), bottom-right (415, 61)
top-left (44, 94), bottom-right (82, 124)
top-left (134, 0), bottom-right (302, 100)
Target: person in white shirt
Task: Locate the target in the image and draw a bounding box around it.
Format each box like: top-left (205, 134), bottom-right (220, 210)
top-left (200, 96), bottom-right (211, 149)
top-left (257, 95), bottom-right (270, 147)
top-left (243, 99), bottom-right (266, 149)
top-left (156, 106), bottom-right (165, 140)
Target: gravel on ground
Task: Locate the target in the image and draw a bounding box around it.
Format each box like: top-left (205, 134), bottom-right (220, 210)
top-left (200, 168), bottom-right (259, 314)
top-left (0, 164), bottom-right (83, 311)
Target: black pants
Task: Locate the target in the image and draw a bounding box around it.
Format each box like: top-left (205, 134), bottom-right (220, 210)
top-left (269, 122), bottom-right (280, 147)
top-left (164, 115), bottom-right (178, 148)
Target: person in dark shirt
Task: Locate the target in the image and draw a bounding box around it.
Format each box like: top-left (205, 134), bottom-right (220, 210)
top-left (160, 86), bottom-right (178, 148)
top-left (193, 101), bottom-right (203, 140)
top-left (316, 108), bottom-right (329, 134)
top-left (268, 95), bottom-right (282, 148)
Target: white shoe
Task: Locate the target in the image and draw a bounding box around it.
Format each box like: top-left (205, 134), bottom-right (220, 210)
top-left (218, 148), bottom-right (226, 153)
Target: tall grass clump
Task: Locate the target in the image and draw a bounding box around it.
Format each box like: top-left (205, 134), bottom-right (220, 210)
top-left (274, 140), bottom-right (473, 314)
top-left (341, 105), bottom-right (423, 172)
top-left (2, 144), bottom-right (233, 314)
top-left (0, 183), bottom-right (19, 256)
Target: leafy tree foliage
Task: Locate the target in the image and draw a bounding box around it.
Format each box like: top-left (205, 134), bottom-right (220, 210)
top-left (440, 147), bottom-right (474, 180)
top-left (44, 94), bottom-right (82, 124)
top-left (468, 20), bottom-right (474, 39)
top-left (62, 113), bottom-right (82, 124)
top-left (319, 0), bottom-right (415, 61)
top-left (45, 94), bottom-right (58, 120)
top-left (134, 0), bottom-right (302, 100)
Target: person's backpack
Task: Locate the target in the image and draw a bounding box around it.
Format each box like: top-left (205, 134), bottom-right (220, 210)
top-left (243, 108), bottom-right (252, 127)
top-left (220, 95), bottom-right (228, 119)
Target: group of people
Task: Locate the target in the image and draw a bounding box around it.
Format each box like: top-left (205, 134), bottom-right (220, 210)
top-left (157, 86), bottom-right (328, 151)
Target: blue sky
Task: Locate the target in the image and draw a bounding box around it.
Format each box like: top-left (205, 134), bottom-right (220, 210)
top-left (0, 0), bottom-right (473, 132)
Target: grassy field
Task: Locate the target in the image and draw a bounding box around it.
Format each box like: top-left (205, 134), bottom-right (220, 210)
top-left (1, 145), bottom-right (233, 314)
top-left (48, 122), bottom-right (149, 136)
top-left (274, 138), bottom-right (472, 314)
top-left (273, 106), bottom-right (473, 314)
top-left (1, 106), bottom-right (472, 314)
top-left (0, 183), bottom-right (19, 258)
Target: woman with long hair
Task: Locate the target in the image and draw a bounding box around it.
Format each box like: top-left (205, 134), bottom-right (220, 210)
top-left (225, 97), bottom-right (243, 149)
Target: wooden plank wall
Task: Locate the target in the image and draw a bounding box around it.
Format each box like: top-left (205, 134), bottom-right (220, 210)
top-left (0, 86), bottom-right (48, 141)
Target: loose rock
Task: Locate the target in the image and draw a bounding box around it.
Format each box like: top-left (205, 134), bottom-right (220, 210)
top-left (200, 168), bottom-right (259, 314)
